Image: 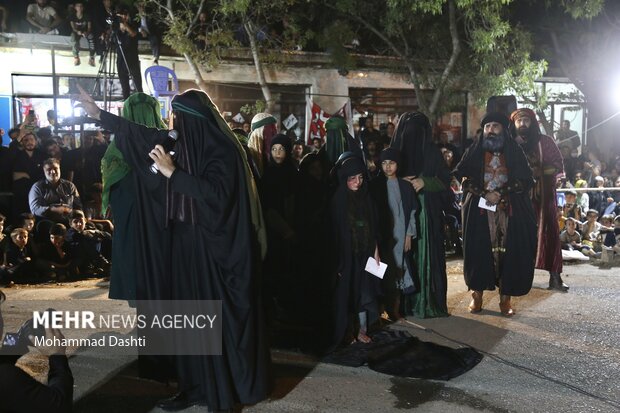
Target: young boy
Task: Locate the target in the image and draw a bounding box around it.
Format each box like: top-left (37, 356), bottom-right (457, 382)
top-left (562, 190), bottom-right (582, 221)
top-left (39, 223), bottom-right (74, 281)
top-left (580, 209), bottom-right (610, 257)
top-left (1, 228), bottom-right (36, 284)
top-left (600, 214), bottom-right (616, 248)
top-left (66, 210), bottom-right (110, 276)
top-left (559, 217), bottom-right (583, 251)
top-left (371, 147), bottom-right (418, 321)
top-left (69, 2), bottom-right (96, 66)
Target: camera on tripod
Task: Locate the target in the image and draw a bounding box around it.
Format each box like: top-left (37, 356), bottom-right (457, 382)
top-left (106, 12), bottom-right (121, 33)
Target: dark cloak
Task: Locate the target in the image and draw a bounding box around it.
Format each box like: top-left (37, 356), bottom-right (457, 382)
top-left (390, 112), bottom-right (450, 318)
top-left (292, 153), bottom-right (333, 349)
top-left (259, 146), bottom-right (299, 318)
top-left (97, 90), bottom-right (270, 410)
top-left (106, 93), bottom-right (167, 302)
top-left (453, 132), bottom-right (537, 296)
top-left (329, 158), bottom-right (381, 350)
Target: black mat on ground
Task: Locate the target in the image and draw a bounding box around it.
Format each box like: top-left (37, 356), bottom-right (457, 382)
top-left (322, 329), bottom-right (483, 380)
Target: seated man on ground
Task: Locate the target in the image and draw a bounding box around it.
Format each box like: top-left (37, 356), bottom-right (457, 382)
top-left (29, 158), bottom-right (82, 225)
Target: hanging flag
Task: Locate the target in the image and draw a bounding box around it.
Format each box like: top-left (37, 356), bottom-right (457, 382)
top-left (305, 97), bottom-right (355, 145)
top-left (307, 101), bottom-right (330, 145)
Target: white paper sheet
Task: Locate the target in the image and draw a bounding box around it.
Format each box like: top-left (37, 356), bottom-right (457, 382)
top-left (365, 257), bottom-right (388, 279)
top-left (478, 197), bottom-right (497, 212)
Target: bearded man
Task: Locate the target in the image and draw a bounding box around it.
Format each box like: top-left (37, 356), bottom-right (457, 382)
top-left (510, 108), bottom-right (568, 292)
top-left (453, 112), bottom-right (537, 316)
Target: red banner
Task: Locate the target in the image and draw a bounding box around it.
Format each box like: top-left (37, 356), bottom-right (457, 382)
top-left (307, 102), bottom-right (330, 145)
top-left (306, 99), bottom-right (353, 145)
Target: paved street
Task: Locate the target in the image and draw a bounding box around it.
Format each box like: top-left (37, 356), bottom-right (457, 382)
top-left (3, 259), bottom-right (620, 413)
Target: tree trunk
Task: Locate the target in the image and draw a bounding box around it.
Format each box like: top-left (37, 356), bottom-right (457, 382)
top-left (244, 21), bottom-right (275, 113)
top-left (428, 0), bottom-right (461, 117)
top-left (183, 53), bottom-right (209, 92)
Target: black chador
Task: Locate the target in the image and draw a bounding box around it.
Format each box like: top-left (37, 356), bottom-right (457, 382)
top-left (329, 156), bottom-right (380, 348)
top-left (96, 90), bottom-right (270, 411)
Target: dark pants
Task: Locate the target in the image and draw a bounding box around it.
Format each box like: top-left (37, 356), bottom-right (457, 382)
top-left (70, 32), bottom-right (96, 57)
top-left (117, 53), bottom-right (143, 99)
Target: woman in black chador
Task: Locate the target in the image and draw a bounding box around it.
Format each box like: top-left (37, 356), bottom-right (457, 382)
top-left (260, 134), bottom-right (299, 320)
top-left (75, 87), bottom-right (270, 412)
top-left (330, 156), bottom-right (381, 347)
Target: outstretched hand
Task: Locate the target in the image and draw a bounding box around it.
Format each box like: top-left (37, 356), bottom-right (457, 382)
top-left (72, 84), bottom-right (101, 120)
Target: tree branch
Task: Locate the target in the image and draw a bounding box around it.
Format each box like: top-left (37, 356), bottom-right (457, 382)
top-left (328, 5), bottom-right (428, 113)
top-left (185, 0), bottom-right (207, 37)
top-left (146, 0), bottom-right (173, 17)
top-left (244, 21), bottom-right (275, 113)
top-left (429, 0), bottom-right (461, 116)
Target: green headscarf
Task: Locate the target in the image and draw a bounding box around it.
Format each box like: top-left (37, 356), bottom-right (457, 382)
top-left (100, 93), bottom-right (166, 214)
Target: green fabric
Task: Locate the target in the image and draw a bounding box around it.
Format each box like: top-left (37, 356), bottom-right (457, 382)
top-left (250, 115), bottom-right (276, 132)
top-left (234, 132), bottom-right (249, 146)
top-left (101, 93), bottom-right (166, 214)
top-left (410, 193), bottom-right (449, 318)
top-left (325, 116), bottom-right (347, 130)
top-left (326, 129), bottom-right (345, 165)
top-left (170, 102), bottom-right (207, 120)
top-left (101, 142), bottom-right (131, 215)
top-left (421, 176), bottom-right (447, 192)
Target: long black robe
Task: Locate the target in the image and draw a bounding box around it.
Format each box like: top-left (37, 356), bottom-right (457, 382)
top-left (98, 110), bottom-right (270, 410)
top-left (259, 159), bottom-right (298, 317)
top-left (329, 180), bottom-right (381, 350)
top-left (453, 137), bottom-right (537, 296)
top-left (294, 155), bottom-right (333, 349)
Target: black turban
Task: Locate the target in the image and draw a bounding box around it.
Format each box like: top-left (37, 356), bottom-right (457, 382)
top-left (480, 112), bottom-right (510, 129)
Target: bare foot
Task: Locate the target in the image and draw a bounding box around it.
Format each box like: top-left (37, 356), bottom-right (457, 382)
top-left (357, 332), bottom-right (372, 343)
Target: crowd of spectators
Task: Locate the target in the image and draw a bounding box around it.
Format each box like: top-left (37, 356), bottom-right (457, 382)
top-left (0, 0), bottom-right (162, 66)
top-left (0, 110), bottom-right (112, 286)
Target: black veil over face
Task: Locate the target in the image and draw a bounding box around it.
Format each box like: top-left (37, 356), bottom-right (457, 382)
top-left (390, 112), bottom-right (433, 177)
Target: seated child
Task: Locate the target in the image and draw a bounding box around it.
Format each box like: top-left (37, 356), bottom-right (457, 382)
top-left (15, 213), bottom-right (38, 255)
top-left (580, 209), bottom-right (611, 257)
top-left (65, 210), bottom-right (110, 276)
top-left (559, 217), bottom-right (583, 251)
top-left (600, 214), bottom-right (616, 248)
top-left (39, 223), bottom-right (75, 281)
top-left (563, 190), bottom-right (583, 221)
top-left (1, 228), bottom-right (38, 284)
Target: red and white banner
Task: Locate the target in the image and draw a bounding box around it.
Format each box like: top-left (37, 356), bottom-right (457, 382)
top-left (305, 97), bottom-right (353, 145)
